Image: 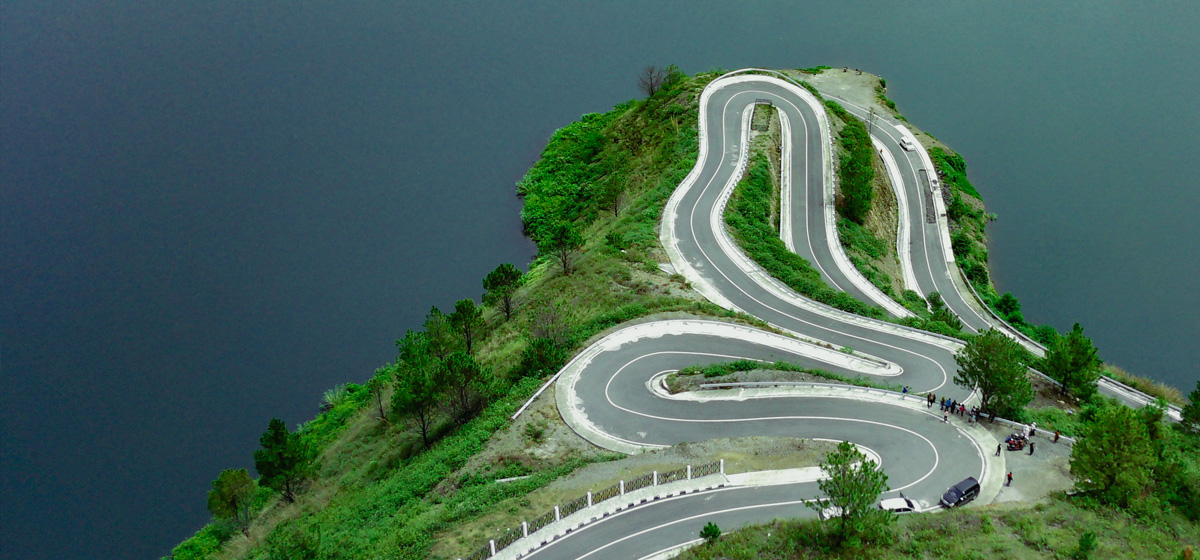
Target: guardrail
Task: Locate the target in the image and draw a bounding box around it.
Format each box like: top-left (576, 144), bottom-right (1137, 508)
top-left (458, 460), bottom-right (724, 560)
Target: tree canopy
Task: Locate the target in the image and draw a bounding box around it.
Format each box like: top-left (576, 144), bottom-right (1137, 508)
top-left (437, 351), bottom-right (487, 424)
top-left (1043, 323), bottom-right (1101, 400)
top-left (538, 220), bottom-right (584, 274)
top-left (450, 298), bottom-right (484, 355)
top-left (953, 329), bottom-right (1033, 417)
top-left (252, 418), bottom-right (310, 502)
top-left (392, 330), bottom-right (440, 446)
top-left (1181, 380), bottom-right (1200, 434)
top-left (482, 263), bottom-right (522, 320)
top-left (206, 468), bottom-right (257, 528)
top-left (927, 291), bottom-right (963, 331)
top-left (829, 103), bottom-right (875, 224)
top-left (1070, 403), bottom-right (1156, 506)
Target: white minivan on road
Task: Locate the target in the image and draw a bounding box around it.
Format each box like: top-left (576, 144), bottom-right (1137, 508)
top-left (899, 137), bottom-right (916, 151)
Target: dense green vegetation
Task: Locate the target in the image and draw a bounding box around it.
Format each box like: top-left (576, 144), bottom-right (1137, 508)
top-left (677, 493), bottom-right (1197, 560)
top-left (828, 103), bottom-right (875, 224)
top-left (725, 152), bottom-right (887, 319)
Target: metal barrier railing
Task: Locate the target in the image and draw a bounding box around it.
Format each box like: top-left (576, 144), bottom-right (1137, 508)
top-left (457, 460), bottom-right (722, 559)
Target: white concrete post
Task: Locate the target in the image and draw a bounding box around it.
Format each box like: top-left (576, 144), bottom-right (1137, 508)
top-left (522, 521), bottom-right (528, 537)
top-left (554, 505), bottom-right (560, 521)
top-left (620, 480), bottom-right (625, 495)
top-left (687, 465), bottom-right (692, 480)
top-left (720, 459), bottom-right (725, 475)
top-left (653, 471), bottom-right (658, 486)
top-left (587, 491), bottom-right (592, 507)
top-left (489, 540), bottom-right (496, 555)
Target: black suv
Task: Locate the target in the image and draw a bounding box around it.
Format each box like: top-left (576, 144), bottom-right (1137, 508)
top-left (940, 477), bottom-right (981, 508)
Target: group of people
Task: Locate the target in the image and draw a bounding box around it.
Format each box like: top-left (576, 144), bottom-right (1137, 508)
top-left (928, 395), bottom-right (981, 423)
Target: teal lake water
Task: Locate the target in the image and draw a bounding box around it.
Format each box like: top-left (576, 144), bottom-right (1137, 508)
top-left (3, 2), bottom-right (1197, 558)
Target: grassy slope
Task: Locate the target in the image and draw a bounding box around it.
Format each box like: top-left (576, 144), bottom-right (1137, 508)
top-left (676, 494), bottom-right (1198, 560)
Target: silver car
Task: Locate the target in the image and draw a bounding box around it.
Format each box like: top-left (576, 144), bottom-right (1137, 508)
top-left (878, 496), bottom-right (918, 514)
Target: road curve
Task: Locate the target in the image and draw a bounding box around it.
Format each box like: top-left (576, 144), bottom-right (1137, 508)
top-left (511, 72), bottom-right (1009, 559)
top-left (823, 91), bottom-right (1183, 420)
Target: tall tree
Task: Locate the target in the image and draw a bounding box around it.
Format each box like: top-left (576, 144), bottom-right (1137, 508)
top-left (539, 220), bottom-right (583, 274)
top-left (598, 179), bottom-right (627, 217)
top-left (808, 441), bottom-right (892, 546)
top-left (482, 263), bottom-right (523, 320)
top-left (953, 329), bottom-right (1034, 417)
top-left (1043, 323), bottom-right (1101, 400)
top-left (1182, 380), bottom-right (1200, 433)
top-left (423, 306), bottom-right (456, 359)
top-left (637, 65), bottom-right (668, 97)
top-left (253, 418), bottom-right (309, 502)
top-left (437, 351), bottom-right (487, 424)
top-left (1070, 403), bottom-right (1156, 506)
top-left (366, 366), bottom-right (393, 425)
top-left (392, 331), bottom-right (440, 446)
top-left (206, 468), bottom-right (258, 529)
top-left (450, 298), bottom-right (484, 355)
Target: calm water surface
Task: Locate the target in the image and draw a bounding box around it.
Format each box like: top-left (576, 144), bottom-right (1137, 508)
top-left (3, 2), bottom-right (1197, 558)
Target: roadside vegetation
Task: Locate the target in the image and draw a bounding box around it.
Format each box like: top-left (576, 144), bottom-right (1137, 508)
top-left (680, 396), bottom-right (1199, 560)
top-left (724, 105), bottom-right (888, 319)
top-left (666, 359), bottom-right (903, 394)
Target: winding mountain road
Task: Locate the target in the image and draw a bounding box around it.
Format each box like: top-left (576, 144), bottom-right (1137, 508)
top-left (506, 70), bottom-right (1171, 559)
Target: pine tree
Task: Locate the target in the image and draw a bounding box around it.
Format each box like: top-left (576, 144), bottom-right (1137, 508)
top-left (1043, 323), bottom-right (1101, 400)
top-left (808, 441), bottom-right (892, 546)
top-left (1070, 404), bottom-right (1156, 506)
top-left (253, 418), bottom-right (309, 502)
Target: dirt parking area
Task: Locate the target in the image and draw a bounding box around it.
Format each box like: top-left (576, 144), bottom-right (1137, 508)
top-left (981, 420), bottom-right (1074, 504)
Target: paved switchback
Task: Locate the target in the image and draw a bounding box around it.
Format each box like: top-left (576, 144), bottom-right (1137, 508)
top-left (510, 71), bottom-right (1003, 559)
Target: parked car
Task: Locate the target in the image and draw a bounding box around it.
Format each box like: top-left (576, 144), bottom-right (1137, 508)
top-left (878, 496), bottom-right (918, 514)
top-left (940, 477), bottom-right (981, 508)
top-left (899, 137), bottom-right (916, 151)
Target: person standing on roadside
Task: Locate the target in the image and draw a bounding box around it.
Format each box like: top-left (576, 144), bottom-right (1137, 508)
top-left (996, 444), bottom-right (1002, 456)
top-left (1006, 472), bottom-right (1013, 486)
top-left (1029, 442), bottom-right (1036, 456)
